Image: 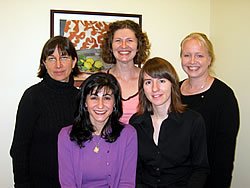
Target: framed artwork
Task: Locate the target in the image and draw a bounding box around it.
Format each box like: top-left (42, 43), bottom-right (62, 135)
top-left (50, 10), bottom-right (142, 87)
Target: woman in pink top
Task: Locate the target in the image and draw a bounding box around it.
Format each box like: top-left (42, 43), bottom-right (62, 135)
top-left (102, 20), bottom-right (151, 123)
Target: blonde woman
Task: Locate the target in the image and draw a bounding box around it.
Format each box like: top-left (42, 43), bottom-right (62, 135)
top-left (180, 32), bottom-right (239, 188)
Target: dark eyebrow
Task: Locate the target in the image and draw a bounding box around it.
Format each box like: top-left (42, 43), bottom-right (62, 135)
top-left (89, 92), bottom-right (113, 96)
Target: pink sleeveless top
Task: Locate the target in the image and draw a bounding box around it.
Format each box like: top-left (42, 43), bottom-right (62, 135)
top-left (106, 69), bottom-right (139, 124)
top-left (120, 94), bottom-right (139, 124)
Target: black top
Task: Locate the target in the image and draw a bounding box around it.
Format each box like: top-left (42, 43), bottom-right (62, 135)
top-left (10, 74), bottom-right (79, 188)
top-left (129, 109), bottom-right (209, 188)
top-left (180, 78), bottom-right (240, 188)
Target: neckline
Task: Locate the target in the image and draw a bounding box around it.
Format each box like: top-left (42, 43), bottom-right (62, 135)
top-left (107, 68), bottom-right (139, 101)
top-left (122, 92), bottom-right (138, 101)
top-left (181, 78), bottom-right (216, 97)
top-left (187, 76), bottom-right (209, 90)
top-left (43, 74), bottom-right (75, 93)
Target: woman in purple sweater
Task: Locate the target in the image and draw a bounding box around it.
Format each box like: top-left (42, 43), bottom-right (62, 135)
top-left (58, 72), bottom-right (137, 188)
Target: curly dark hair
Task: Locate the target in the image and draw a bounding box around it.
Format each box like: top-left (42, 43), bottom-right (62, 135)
top-left (70, 72), bottom-right (124, 148)
top-left (37, 36), bottom-right (80, 78)
top-left (101, 20), bottom-right (150, 68)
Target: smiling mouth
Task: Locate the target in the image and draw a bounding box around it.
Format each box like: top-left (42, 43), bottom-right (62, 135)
top-left (118, 51), bottom-right (130, 55)
top-left (94, 110), bottom-right (106, 115)
top-left (188, 66), bottom-right (199, 71)
top-left (152, 94), bottom-right (162, 98)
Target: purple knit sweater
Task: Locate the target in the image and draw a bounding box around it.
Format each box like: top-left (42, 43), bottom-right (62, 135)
top-left (58, 124), bottom-right (137, 188)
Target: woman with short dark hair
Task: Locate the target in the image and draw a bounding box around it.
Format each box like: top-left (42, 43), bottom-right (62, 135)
top-left (10, 36), bottom-right (80, 187)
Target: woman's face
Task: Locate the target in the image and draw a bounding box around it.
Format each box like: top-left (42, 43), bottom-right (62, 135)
top-left (43, 46), bottom-right (76, 82)
top-left (143, 73), bottom-right (172, 109)
top-left (112, 28), bottom-right (138, 64)
top-left (181, 39), bottom-right (211, 79)
top-left (86, 88), bottom-right (115, 128)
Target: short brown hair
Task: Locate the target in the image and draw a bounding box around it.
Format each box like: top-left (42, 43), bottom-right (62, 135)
top-left (37, 36), bottom-right (80, 78)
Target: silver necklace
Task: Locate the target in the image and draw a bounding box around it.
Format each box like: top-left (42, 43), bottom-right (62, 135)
top-left (188, 76), bottom-right (208, 90)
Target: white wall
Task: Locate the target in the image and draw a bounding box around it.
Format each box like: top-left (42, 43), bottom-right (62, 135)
top-left (1, 0), bottom-right (248, 187)
top-left (211, 0), bottom-right (250, 187)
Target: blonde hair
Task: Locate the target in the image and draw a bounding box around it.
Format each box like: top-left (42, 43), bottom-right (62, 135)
top-left (180, 32), bottom-right (215, 67)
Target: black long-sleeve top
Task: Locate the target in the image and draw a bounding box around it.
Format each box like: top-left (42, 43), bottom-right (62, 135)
top-left (129, 109), bottom-right (209, 188)
top-left (10, 74), bottom-right (79, 188)
top-left (180, 78), bottom-right (240, 188)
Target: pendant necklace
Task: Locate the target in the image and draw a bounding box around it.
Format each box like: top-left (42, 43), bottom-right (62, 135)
top-left (188, 76), bottom-right (209, 91)
top-left (93, 135), bottom-right (102, 153)
top-left (93, 145), bottom-right (100, 153)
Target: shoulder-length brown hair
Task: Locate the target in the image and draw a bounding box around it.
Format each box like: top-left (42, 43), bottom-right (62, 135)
top-left (37, 36), bottom-right (80, 78)
top-left (137, 57), bottom-right (186, 115)
top-left (101, 20), bottom-right (150, 68)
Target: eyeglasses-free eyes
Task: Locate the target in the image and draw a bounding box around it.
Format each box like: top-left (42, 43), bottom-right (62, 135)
top-left (46, 55), bottom-right (71, 64)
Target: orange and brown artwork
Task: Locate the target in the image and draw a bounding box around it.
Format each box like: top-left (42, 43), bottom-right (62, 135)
top-left (63, 20), bottom-right (110, 50)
